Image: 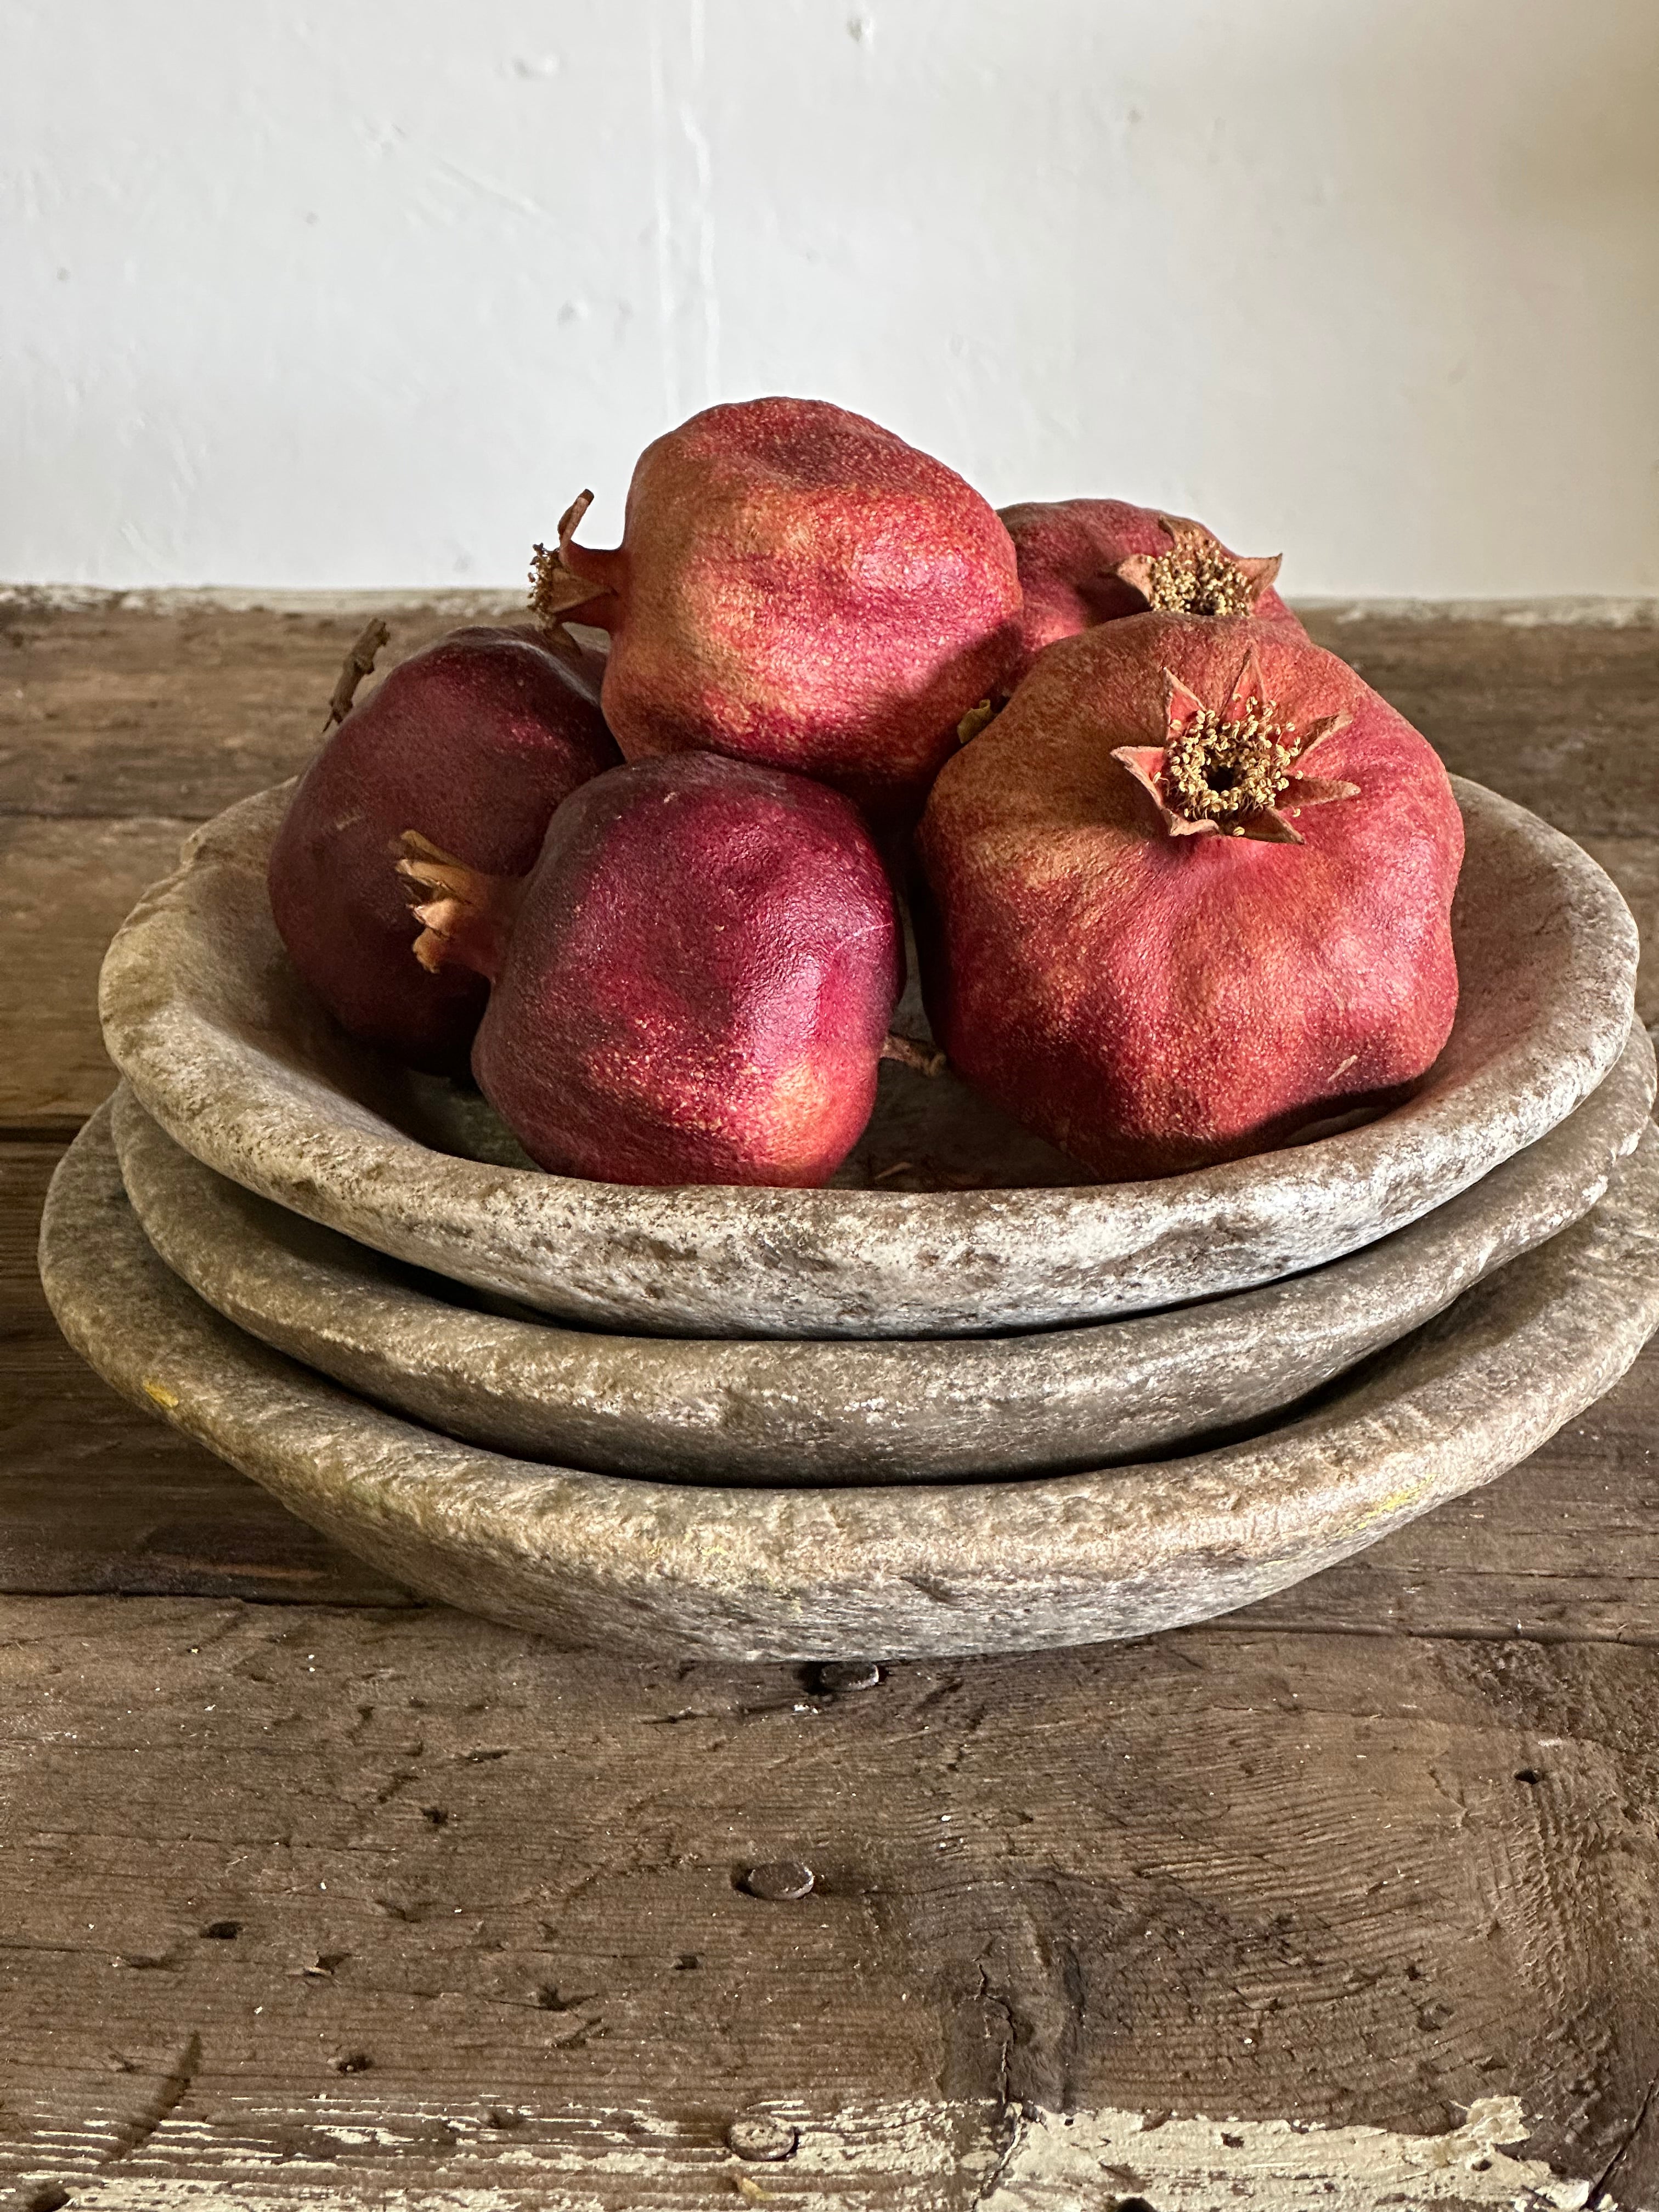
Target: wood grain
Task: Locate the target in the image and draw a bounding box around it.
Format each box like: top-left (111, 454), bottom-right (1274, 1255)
top-left (0, 816), bottom-right (199, 1128)
top-left (4, 596), bottom-right (1650, 833)
top-left (0, 592), bottom-right (516, 822)
top-left (1581, 837), bottom-right (1659, 1027)
top-left (1, 1144), bottom-right (410, 1604)
top-left (0, 1599), bottom-right (1653, 2205)
top-left (5, 597), bottom-right (1659, 2206)
top-left (1299, 609), bottom-right (1659, 839)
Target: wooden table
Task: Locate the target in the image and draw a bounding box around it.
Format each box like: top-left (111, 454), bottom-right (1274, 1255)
top-left (3, 592), bottom-right (1658, 2210)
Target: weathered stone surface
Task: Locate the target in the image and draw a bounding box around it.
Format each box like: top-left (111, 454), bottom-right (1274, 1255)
top-left (42, 1104), bottom-right (1659, 1660)
top-left (110, 1027), bottom-right (1655, 1483)
top-left (97, 780), bottom-right (1639, 1339)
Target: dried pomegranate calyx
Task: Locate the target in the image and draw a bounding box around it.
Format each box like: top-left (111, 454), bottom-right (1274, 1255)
top-left (1163, 699), bottom-right (1297, 823)
top-left (1111, 646), bottom-right (1358, 844)
top-left (1115, 518), bottom-right (1283, 620)
top-left (528, 490), bottom-right (619, 625)
top-left (396, 831), bottom-right (523, 981)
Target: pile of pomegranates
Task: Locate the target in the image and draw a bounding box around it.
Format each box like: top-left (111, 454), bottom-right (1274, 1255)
top-left (269, 394), bottom-right (1463, 1189)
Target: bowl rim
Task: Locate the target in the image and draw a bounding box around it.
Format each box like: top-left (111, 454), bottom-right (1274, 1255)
top-left (97, 775), bottom-right (1639, 1338)
top-left (42, 1102), bottom-right (1659, 1660)
top-left (108, 1023), bottom-right (1656, 1484)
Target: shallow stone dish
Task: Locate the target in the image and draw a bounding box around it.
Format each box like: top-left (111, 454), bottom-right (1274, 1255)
top-left (99, 778), bottom-right (1638, 1339)
top-left (43, 1104), bottom-right (1659, 1659)
top-left (111, 1024), bottom-right (1654, 1483)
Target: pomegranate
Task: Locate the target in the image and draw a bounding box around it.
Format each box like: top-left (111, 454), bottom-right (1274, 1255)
top-left (998, 499), bottom-right (1304, 687)
top-left (916, 617), bottom-right (1463, 1178)
top-left (399, 752), bottom-right (909, 1187)
top-left (268, 624), bottom-right (618, 1074)
top-left (531, 397), bottom-right (1023, 828)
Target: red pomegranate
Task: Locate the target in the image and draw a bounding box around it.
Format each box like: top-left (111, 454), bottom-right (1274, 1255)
top-left (532, 397), bottom-right (1023, 828)
top-left (268, 625), bottom-right (619, 1074)
top-left (399, 752), bottom-right (909, 1187)
top-left (998, 499), bottom-right (1304, 688)
top-left (916, 617), bottom-right (1463, 1178)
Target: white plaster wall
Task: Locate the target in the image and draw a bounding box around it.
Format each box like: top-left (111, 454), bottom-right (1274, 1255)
top-left (3, 0), bottom-right (1656, 596)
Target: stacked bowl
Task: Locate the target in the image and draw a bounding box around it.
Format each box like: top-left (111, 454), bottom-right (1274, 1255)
top-left (41, 772), bottom-right (1659, 1660)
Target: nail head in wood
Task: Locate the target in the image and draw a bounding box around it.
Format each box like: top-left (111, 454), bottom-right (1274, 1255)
top-left (726, 2114), bottom-right (800, 2162)
top-left (742, 1859), bottom-right (814, 1902)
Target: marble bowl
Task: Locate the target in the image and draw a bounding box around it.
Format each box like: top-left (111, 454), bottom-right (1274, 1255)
top-left (42, 1103), bottom-right (1659, 1659)
top-left (111, 1024), bottom-right (1655, 1482)
top-left (99, 779), bottom-right (1638, 1339)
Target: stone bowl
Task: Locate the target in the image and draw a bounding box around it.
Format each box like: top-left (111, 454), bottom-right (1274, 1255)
top-left (43, 1103), bottom-right (1659, 1658)
top-left (99, 779), bottom-right (1638, 1340)
top-left (110, 1024), bottom-right (1655, 1483)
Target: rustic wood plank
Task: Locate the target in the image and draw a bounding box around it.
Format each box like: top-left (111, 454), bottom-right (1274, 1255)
top-left (0, 817), bottom-right (194, 1129)
top-left (0, 1598), bottom-right (1651, 2205)
top-left (1, 1145), bottom-right (411, 1604)
top-left (3, 595), bottom-right (1651, 833)
top-left (0, 592), bottom-right (520, 822)
top-left (4, 600), bottom-right (1658, 2203)
top-left (1240, 1344), bottom-right (1659, 1644)
top-left (1299, 608), bottom-right (1659, 838)
top-left (1582, 838), bottom-right (1659, 1027)
top-left (0, 2104), bottom-right (1573, 2212)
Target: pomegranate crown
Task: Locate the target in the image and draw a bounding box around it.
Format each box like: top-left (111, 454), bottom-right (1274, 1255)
top-left (1114, 517), bottom-right (1282, 620)
top-left (395, 831), bottom-right (522, 981)
top-left (529, 489), bottom-right (618, 627)
top-left (1111, 644), bottom-right (1357, 845)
